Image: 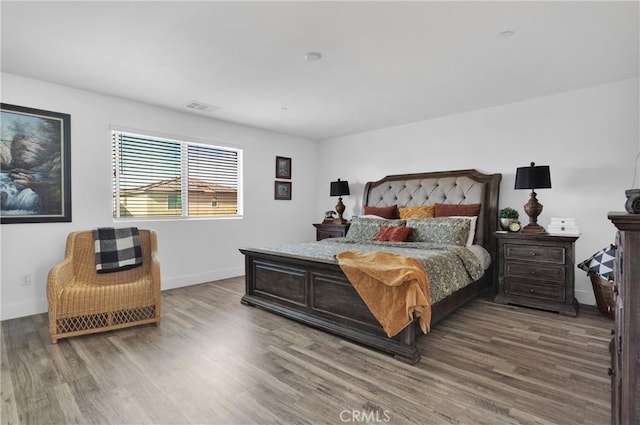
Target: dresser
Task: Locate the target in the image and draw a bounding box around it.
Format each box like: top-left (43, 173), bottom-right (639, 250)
top-left (313, 222), bottom-right (350, 241)
top-left (494, 232), bottom-right (579, 317)
top-left (608, 212), bottom-right (640, 425)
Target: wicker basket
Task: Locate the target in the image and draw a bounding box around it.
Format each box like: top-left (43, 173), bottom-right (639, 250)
top-left (589, 272), bottom-right (615, 319)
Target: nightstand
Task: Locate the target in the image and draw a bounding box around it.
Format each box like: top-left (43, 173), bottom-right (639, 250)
top-left (313, 222), bottom-right (350, 241)
top-left (494, 232), bottom-right (579, 317)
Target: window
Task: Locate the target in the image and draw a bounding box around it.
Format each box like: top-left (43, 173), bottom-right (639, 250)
top-left (168, 194), bottom-right (182, 210)
top-left (112, 130), bottom-right (242, 219)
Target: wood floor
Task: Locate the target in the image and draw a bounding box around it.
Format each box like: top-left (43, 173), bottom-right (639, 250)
top-left (2, 276), bottom-right (612, 425)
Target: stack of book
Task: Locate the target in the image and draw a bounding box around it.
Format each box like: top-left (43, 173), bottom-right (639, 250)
top-left (548, 217), bottom-right (580, 235)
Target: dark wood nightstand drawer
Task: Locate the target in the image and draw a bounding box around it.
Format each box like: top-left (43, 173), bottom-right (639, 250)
top-left (504, 244), bottom-right (566, 264)
top-left (505, 279), bottom-right (566, 302)
top-left (494, 232), bottom-right (579, 317)
top-left (504, 262), bottom-right (566, 283)
top-left (313, 223), bottom-right (350, 241)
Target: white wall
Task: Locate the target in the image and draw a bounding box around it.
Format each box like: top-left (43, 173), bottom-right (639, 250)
top-left (316, 78), bottom-right (640, 305)
top-left (3, 74), bottom-right (637, 319)
top-left (1, 73), bottom-right (318, 320)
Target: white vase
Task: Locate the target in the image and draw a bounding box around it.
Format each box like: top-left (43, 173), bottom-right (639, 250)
top-left (500, 218), bottom-right (513, 230)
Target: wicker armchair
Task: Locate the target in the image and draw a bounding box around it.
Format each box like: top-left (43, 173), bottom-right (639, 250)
top-left (47, 229), bottom-right (161, 343)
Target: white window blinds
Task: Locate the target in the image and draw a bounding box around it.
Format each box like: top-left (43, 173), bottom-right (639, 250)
top-left (112, 130), bottom-right (241, 218)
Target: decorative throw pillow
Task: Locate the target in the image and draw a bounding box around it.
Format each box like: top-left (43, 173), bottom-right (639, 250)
top-left (363, 205), bottom-right (398, 219)
top-left (406, 217), bottom-right (471, 246)
top-left (578, 244), bottom-right (616, 280)
top-left (448, 215), bottom-right (478, 246)
top-left (373, 225), bottom-right (412, 242)
top-left (398, 205), bottom-right (435, 219)
top-left (345, 217), bottom-right (405, 240)
top-left (434, 203), bottom-right (481, 217)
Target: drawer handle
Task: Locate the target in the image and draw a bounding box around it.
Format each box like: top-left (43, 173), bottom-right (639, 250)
top-left (530, 252), bottom-right (537, 256)
top-left (529, 288), bottom-right (536, 293)
top-left (530, 271), bottom-right (536, 275)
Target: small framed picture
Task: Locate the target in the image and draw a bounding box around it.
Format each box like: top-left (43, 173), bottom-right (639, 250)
top-left (274, 181), bottom-right (291, 200)
top-left (275, 156), bottom-right (291, 179)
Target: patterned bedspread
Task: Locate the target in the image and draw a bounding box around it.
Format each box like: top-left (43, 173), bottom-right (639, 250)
top-left (265, 238), bottom-right (484, 304)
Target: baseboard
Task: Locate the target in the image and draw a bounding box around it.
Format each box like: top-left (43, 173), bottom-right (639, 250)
top-left (1, 298), bottom-right (48, 321)
top-left (0, 267), bottom-right (245, 321)
top-left (161, 267), bottom-right (244, 290)
top-left (575, 287), bottom-right (596, 306)
top-left (1, 274), bottom-right (597, 322)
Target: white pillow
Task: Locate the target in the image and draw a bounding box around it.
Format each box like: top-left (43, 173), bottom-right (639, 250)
top-left (449, 215), bottom-right (477, 247)
top-left (467, 244), bottom-right (491, 270)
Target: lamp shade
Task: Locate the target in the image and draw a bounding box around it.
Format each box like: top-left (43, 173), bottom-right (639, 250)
top-left (330, 179), bottom-right (350, 197)
top-left (514, 163), bottom-right (551, 190)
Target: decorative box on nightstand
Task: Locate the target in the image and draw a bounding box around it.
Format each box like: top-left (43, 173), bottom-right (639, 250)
top-left (494, 231), bottom-right (579, 317)
top-left (313, 222), bottom-right (350, 241)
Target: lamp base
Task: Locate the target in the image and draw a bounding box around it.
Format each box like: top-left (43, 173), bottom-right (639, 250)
top-left (335, 197), bottom-right (346, 223)
top-left (521, 223), bottom-right (547, 234)
top-left (522, 191), bottom-right (546, 234)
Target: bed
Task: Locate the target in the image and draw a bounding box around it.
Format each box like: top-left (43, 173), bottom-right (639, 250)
top-left (240, 169), bottom-right (501, 364)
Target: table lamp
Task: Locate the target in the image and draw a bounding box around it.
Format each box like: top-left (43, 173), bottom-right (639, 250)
top-left (330, 179), bottom-right (350, 224)
top-left (515, 162), bottom-right (551, 234)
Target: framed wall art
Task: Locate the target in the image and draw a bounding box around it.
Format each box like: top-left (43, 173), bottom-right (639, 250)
top-left (1, 103), bottom-right (71, 223)
top-left (274, 181), bottom-right (291, 200)
top-left (275, 156), bottom-right (291, 179)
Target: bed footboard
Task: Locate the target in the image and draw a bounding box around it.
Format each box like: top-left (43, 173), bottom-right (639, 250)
top-left (240, 248), bottom-right (421, 364)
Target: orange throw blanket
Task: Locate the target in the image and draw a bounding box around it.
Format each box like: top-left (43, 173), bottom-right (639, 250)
top-left (335, 251), bottom-right (431, 338)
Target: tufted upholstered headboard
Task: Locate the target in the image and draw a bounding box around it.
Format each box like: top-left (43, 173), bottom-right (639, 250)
top-left (362, 169), bottom-right (502, 251)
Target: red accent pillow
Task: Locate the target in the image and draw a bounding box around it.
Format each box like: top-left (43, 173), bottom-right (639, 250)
top-left (363, 205), bottom-right (398, 219)
top-left (373, 226), bottom-right (412, 242)
top-left (434, 203), bottom-right (481, 217)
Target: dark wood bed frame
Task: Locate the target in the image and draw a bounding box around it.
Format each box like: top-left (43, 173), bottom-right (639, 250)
top-left (240, 169), bottom-right (501, 364)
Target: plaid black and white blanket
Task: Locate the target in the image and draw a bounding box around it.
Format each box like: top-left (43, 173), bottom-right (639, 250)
top-left (93, 227), bottom-right (143, 273)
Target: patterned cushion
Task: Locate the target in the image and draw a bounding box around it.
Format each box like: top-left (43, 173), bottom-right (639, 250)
top-left (363, 205), bottom-right (398, 219)
top-left (406, 217), bottom-right (471, 246)
top-left (373, 225), bottom-right (412, 242)
top-left (434, 203), bottom-right (481, 217)
top-left (345, 217), bottom-right (405, 241)
top-left (578, 244), bottom-right (616, 280)
top-left (398, 205), bottom-right (435, 219)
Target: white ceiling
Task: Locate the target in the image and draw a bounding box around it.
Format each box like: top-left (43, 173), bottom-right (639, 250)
top-left (1, 1), bottom-right (638, 141)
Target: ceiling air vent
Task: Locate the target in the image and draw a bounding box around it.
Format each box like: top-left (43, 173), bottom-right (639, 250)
top-left (184, 101), bottom-right (221, 113)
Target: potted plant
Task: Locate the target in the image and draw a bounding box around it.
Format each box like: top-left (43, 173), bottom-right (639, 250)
top-left (499, 207), bottom-right (519, 230)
